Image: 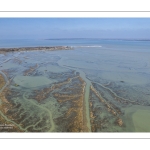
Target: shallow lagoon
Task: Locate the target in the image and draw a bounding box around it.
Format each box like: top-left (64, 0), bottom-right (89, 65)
top-left (0, 39), bottom-right (150, 132)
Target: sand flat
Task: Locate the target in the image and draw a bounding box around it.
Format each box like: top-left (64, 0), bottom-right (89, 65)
top-left (132, 109), bottom-right (150, 132)
top-left (13, 75), bottom-right (56, 88)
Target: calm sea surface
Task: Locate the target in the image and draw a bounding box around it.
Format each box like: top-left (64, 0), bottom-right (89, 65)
top-left (0, 39), bottom-right (150, 132)
top-left (0, 38), bottom-right (150, 51)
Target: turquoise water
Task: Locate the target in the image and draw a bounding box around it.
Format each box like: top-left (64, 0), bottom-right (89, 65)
top-left (0, 39), bottom-right (150, 132)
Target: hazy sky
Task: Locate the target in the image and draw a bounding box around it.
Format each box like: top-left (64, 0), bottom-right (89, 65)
top-left (0, 18), bottom-right (150, 39)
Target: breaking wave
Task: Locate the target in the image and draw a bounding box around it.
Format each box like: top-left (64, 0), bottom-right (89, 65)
top-left (72, 45), bottom-right (102, 48)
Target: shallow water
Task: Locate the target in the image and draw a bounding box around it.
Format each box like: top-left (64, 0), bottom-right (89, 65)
top-left (0, 39), bottom-right (150, 132)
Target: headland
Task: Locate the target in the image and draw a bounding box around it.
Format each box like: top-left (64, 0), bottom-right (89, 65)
top-left (0, 46), bottom-right (72, 54)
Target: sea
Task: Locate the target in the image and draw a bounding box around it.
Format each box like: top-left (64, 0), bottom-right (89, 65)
top-left (0, 38), bottom-right (150, 132)
top-left (0, 38), bottom-right (150, 51)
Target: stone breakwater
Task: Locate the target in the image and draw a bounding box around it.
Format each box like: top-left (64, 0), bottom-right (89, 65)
top-left (0, 46), bottom-right (73, 53)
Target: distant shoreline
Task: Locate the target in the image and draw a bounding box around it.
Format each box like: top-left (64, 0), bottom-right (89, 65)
top-left (45, 38), bottom-right (150, 41)
top-left (0, 46), bottom-right (73, 54)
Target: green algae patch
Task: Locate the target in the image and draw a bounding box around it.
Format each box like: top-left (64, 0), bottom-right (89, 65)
top-left (132, 109), bottom-right (150, 132)
top-left (123, 105), bottom-right (150, 132)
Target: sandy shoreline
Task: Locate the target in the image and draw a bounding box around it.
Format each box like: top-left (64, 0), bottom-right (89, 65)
top-left (0, 46), bottom-right (73, 54)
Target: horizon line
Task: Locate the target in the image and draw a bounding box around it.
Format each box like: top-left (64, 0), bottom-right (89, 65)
top-left (1, 38), bottom-right (150, 41)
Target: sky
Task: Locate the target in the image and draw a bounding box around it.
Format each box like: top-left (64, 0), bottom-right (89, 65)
top-left (0, 18), bottom-right (150, 39)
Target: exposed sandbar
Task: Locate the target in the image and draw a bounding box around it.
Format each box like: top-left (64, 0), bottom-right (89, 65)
top-left (0, 46), bottom-right (73, 54)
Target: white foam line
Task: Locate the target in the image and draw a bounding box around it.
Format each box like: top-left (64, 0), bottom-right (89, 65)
top-left (73, 45), bottom-right (102, 48)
